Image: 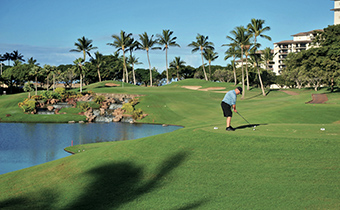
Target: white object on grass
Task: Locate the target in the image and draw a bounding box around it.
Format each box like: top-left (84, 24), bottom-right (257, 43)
top-left (320, 128), bottom-right (325, 131)
top-left (214, 127), bottom-right (218, 130)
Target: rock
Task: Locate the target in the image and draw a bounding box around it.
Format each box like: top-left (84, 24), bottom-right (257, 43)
top-left (79, 121), bottom-right (84, 124)
top-left (100, 108), bottom-right (105, 116)
top-left (47, 106), bottom-right (54, 111)
top-left (113, 115), bottom-right (122, 122)
top-left (68, 121), bottom-right (75, 123)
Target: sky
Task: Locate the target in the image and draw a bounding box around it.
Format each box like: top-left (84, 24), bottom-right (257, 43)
top-left (0, 0), bottom-right (335, 72)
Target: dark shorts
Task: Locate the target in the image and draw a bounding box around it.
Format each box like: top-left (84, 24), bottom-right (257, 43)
top-left (221, 101), bottom-right (232, 117)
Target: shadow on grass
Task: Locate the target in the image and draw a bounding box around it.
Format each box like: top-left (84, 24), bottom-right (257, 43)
top-left (1, 151), bottom-right (208, 209)
top-left (234, 124), bottom-right (267, 130)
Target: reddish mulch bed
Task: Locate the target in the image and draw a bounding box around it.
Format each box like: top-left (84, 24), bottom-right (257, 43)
top-left (306, 94), bottom-right (328, 104)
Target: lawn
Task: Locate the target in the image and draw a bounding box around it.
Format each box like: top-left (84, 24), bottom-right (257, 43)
top-left (0, 79), bottom-right (339, 209)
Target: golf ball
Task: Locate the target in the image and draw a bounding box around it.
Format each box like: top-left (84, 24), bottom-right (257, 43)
top-left (320, 128), bottom-right (325, 131)
top-left (253, 128), bottom-right (255, 131)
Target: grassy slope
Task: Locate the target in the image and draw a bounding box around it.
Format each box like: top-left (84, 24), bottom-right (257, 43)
top-left (0, 79), bottom-right (339, 209)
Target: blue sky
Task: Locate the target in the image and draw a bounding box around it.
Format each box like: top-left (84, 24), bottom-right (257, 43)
top-left (0, 0), bottom-right (335, 72)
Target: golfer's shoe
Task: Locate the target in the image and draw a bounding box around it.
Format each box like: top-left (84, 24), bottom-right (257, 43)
top-left (226, 126), bottom-right (235, 131)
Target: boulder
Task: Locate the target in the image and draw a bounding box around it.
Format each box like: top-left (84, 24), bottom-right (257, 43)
top-left (100, 108), bottom-right (105, 116)
top-left (47, 106), bottom-right (54, 111)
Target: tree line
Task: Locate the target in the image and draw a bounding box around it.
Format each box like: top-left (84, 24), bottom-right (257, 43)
top-left (281, 24), bottom-right (340, 92)
top-left (1, 19), bottom-right (338, 96)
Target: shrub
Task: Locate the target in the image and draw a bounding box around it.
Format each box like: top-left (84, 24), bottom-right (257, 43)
top-left (122, 103), bottom-right (134, 114)
top-left (132, 108), bottom-right (143, 120)
top-left (18, 99), bottom-right (36, 113)
top-left (78, 102), bottom-right (90, 111)
top-left (41, 91), bottom-right (61, 100)
top-left (129, 98), bottom-right (139, 106)
top-left (94, 95), bottom-right (105, 104)
top-left (55, 87), bottom-right (66, 96)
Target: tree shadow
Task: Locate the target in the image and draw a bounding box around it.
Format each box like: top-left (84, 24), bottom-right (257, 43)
top-left (1, 151), bottom-right (208, 209)
top-left (234, 124), bottom-right (267, 130)
top-left (0, 189), bottom-right (59, 210)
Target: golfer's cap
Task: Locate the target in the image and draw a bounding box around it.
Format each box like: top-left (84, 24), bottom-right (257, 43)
top-left (236, 87), bottom-right (242, 93)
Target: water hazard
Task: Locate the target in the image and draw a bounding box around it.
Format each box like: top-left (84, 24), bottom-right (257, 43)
top-left (0, 122), bottom-right (182, 175)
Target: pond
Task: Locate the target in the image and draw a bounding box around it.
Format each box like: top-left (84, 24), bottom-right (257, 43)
top-left (0, 122), bottom-right (182, 175)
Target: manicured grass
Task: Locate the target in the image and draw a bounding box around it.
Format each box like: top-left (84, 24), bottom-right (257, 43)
top-left (0, 79), bottom-right (339, 209)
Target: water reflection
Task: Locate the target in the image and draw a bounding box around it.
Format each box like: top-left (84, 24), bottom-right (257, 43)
top-left (0, 123), bottom-right (182, 175)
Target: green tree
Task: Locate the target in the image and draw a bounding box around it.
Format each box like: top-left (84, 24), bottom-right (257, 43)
top-left (70, 36), bottom-right (97, 80)
top-left (169, 56), bottom-right (186, 81)
top-left (29, 65), bottom-right (42, 95)
top-left (156, 29), bottom-right (180, 84)
top-left (10, 50), bottom-right (25, 63)
top-left (262, 47), bottom-right (275, 71)
top-left (223, 44), bottom-right (240, 86)
top-left (247, 18), bottom-right (272, 96)
top-left (188, 34), bottom-right (214, 81)
top-left (127, 55), bottom-right (142, 85)
top-left (137, 32), bottom-right (161, 86)
top-left (73, 58), bottom-right (86, 93)
top-left (107, 30), bottom-right (133, 84)
top-left (27, 57), bottom-right (39, 66)
top-left (226, 26), bottom-right (251, 99)
top-left (203, 49), bottom-right (219, 81)
top-left (90, 51), bottom-right (105, 83)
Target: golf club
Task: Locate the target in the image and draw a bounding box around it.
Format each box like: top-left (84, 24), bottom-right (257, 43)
top-left (237, 112), bottom-right (256, 131)
top-left (236, 112), bottom-right (250, 125)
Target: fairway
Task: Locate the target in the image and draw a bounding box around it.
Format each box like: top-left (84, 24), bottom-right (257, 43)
top-left (0, 79), bottom-right (339, 209)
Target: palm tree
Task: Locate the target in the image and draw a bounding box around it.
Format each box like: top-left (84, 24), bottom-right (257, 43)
top-left (90, 51), bottom-right (105, 82)
top-left (137, 32), bottom-right (161, 86)
top-left (226, 26), bottom-right (251, 99)
top-left (127, 55), bottom-right (142, 85)
top-left (3, 52), bottom-right (11, 66)
top-left (247, 18), bottom-right (272, 96)
top-left (188, 34), bottom-right (214, 81)
top-left (29, 65), bottom-right (41, 95)
top-left (169, 56), bottom-right (186, 81)
top-left (70, 36), bottom-right (97, 71)
top-left (244, 45), bottom-right (252, 90)
top-left (0, 54), bottom-right (5, 75)
top-left (107, 30), bottom-right (133, 83)
top-left (156, 29), bottom-right (180, 84)
top-left (27, 57), bottom-right (40, 66)
top-left (262, 47), bottom-right (275, 71)
top-left (43, 64), bottom-right (53, 91)
top-left (10, 50), bottom-right (25, 63)
top-left (203, 49), bottom-right (219, 81)
top-left (223, 44), bottom-right (240, 86)
top-left (73, 58), bottom-right (86, 93)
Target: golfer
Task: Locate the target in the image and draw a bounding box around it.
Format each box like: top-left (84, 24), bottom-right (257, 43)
top-left (221, 87), bottom-right (242, 131)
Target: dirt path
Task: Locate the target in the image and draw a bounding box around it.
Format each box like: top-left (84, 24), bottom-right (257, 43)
top-left (306, 94), bottom-right (328, 104)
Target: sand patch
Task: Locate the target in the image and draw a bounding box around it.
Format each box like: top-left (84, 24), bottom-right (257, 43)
top-left (181, 86), bottom-right (202, 90)
top-left (199, 87), bottom-right (226, 91)
top-left (105, 83), bottom-right (120, 87)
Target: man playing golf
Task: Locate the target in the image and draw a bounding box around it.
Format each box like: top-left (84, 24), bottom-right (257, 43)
top-left (221, 87), bottom-right (242, 131)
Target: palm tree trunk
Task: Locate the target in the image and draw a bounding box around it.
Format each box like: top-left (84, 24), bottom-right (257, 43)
top-left (53, 74), bottom-right (55, 91)
top-left (166, 47), bottom-right (169, 84)
top-left (147, 51), bottom-right (152, 86)
top-left (35, 76), bottom-right (37, 95)
top-left (241, 48), bottom-right (245, 99)
top-left (245, 55), bottom-right (249, 90)
top-left (80, 74), bottom-right (83, 93)
top-left (208, 61), bottom-right (212, 81)
top-left (232, 57), bottom-right (237, 86)
top-left (257, 68), bottom-right (265, 96)
top-left (132, 63), bottom-right (136, 85)
top-left (123, 52), bottom-right (128, 84)
top-left (177, 67), bottom-right (179, 81)
top-left (97, 66), bottom-right (102, 82)
top-left (200, 49), bottom-right (208, 81)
